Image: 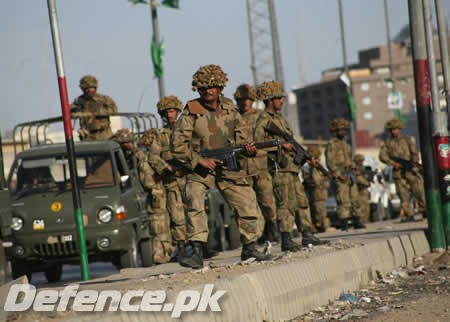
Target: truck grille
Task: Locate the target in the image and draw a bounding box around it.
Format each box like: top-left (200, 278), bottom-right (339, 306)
top-left (33, 241), bottom-right (80, 257)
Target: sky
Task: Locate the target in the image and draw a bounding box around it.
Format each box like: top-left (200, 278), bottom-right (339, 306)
top-left (2, 0), bottom-right (450, 134)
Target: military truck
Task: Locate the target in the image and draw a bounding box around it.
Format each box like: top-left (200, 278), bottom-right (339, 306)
top-left (0, 132), bottom-right (12, 285)
top-left (5, 113), bottom-right (158, 282)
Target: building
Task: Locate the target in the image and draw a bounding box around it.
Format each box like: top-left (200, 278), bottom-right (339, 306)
top-left (293, 26), bottom-right (449, 147)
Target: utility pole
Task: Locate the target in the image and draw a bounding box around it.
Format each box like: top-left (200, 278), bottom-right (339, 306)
top-left (434, 0), bottom-right (450, 249)
top-left (384, 0), bottom-right (395, 92)
top-left (246, 0), bottom-right (284, 87)
top-left (47, 0), bottom-right (90, 279)
top-left (408, 0), bottom-right (446, 252)
top-left (338, 0), bottom-right (357, 152)
top-left (150, 0), bottom-right (165, 99)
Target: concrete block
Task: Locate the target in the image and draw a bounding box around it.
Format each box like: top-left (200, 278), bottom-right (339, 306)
top-left (399, 235), bottom-right (415, 265)
top-left (408, 231), bottom-right (430, 255)
top-left (0, 275), bottom-right (29, 322)
top-left (387, 237), bottom-right (407, 267)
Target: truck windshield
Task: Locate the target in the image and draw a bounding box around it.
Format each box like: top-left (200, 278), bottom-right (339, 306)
top-left (8, 153), bottom-right (115, 197)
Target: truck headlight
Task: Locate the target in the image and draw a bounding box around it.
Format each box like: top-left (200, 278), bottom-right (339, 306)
top-left (11, 217), bottom-right (24, 231)
top-left (97, 208), bottom-right (113, 223)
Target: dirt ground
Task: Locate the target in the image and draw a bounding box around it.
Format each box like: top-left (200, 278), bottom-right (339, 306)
top-left (295, 251), bottom-right (450, 322)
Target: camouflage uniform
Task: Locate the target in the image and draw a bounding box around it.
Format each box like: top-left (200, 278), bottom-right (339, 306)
top-left (305, 146), bottom-right (331, 231)
top-left (354, 154), bottom-right (371, 224)
top-left (255, 82), bottom-right (315, 234)
top-left (111, 129), bottom-right (167, 264)
top-left (149, 96), bottom-right (186, 243)
top-left (255, 81), bottom-right (321, 250)
top-left (325, 119), bottom-right (362, 228)
top-left (71, 75), bottom-right (118, 141)
top-left (379, 118), bottom-right (425, 219)
top-left (172, 65), bottom-right (270, 268)
top-left (234, 84), bottom-right (277, 238)
top-left (139, 130), bottom-right (173, 264)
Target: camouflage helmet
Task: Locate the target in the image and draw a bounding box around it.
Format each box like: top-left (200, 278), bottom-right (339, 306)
top-left (79, 75), bottom-right (98, 90)
top-left (354, 154), bottom-right (365, 163)
top-left (191, 64), bottom-right (228, 91)
top-left (256, 80), bottom-right (286, 101)
top-left (233, 84), bottom-right (256, 101)
top-left (385, 117), bottom-right (405, 129)
top-left (329, 118), bottom-right (350, 131)
top-left (307, 146), bottom-right (322, 159)
top-left (112, 129), bottom-right (133, 143)
top-left (157, 95), bottom-right (183, 115)
top-left (139, 129), bottom-right (154, 147)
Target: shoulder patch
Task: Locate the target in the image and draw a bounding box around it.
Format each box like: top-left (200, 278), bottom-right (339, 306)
top-left (187, 100), bottom-right (207, 115)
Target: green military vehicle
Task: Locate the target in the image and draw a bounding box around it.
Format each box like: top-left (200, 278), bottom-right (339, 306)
top-left (0, 132), bottom-right (12, 285)
top-left (5, 113), bottom-right (158, 282)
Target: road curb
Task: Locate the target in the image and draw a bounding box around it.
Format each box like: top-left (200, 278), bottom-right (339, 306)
top-left (62, 230), bottom-right (430, 321)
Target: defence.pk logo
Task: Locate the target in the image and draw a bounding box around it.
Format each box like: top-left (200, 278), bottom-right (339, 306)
top-left (4, 283), bottom-right (226, 318)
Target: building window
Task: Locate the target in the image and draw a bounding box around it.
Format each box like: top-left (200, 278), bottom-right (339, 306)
top-left (363, 112), bottom-right (373, 120)
top-left (360, 83), bottom-right (370, 91)
top-left (376, 67), bottom-right (390, 74)
top-left (362, 97), bottom-right (371, 105)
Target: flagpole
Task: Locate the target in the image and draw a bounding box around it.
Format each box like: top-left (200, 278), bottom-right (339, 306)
top-left (47, 0), bottom-right (90, 280)
top-left (338, 0), bottom-right (356, 152)
top-left (150, 0), bottom-right (165, 99)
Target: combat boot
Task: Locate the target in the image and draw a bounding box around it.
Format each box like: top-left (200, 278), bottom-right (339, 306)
top-left (301, 231), bottom-right (322, 246)
top-left (352, 216), bottom-right (366, 229)
top-left (176, 240), bottom-right (186, 263)
top-left (179, 241), bottom-right (203, 269)
top-left (340, 219), bottom-right (349, 231)
top-left (281, 232), bottom-right (302, 252)
top-left (267, 221), bottom-right (280, 243)
top-left (241, 242), bottom-right (272, 261)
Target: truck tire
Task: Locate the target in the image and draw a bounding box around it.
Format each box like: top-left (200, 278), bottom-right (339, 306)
top-left (139, 238), bottom-right (153, 267)
top-left (120, 228), bottom-right (138, 269)
top-left (44, 263), bottom-right (63, 283)
top-left (11, 260), bottom-right (32, 282)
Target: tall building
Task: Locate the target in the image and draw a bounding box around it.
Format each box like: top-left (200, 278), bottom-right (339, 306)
top-left (293, 26), bottom-right (449, 147)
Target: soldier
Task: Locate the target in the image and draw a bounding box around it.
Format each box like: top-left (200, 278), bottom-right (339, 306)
top-left (111, 129), bottom-right (136, 170)
top-left (71, 75), bottom-right (118, 141)
top-left (254, 80), bottom-right (321, 250)
top-left (139, 130), bottom-right (173, 264)
top-left (171, 64), bottom-right (271, 268)
top-left (304, 146), bottom-right (334, 232)
top-left (379, 118), bottom-right (426, 222)
top-left (325, 118), bottom-right (365, 230)
top-left (354, 154), bottom-right (371, 224)
top-left (233, 84), bottom-right (279, 243)
top-left (147, 96), bottom-right (187, 262)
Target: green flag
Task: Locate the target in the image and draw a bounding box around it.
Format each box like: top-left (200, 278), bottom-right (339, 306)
top-left (162, 0), bottom-right (179, 8)
top-left (151, 37), bottom-right (164, 78)
top-left (346, 91), bottom-right (357, 121)
top-left (128, 0), bottom-right (147, 4)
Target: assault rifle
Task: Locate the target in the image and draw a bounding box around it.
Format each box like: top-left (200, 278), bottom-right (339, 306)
top-left (196, 140), bottom-right (281, 177)
top-left (390, 156), bottom-right (420, 171)
top-left (170, 140), bottom-right (281, 178)
top-left (265, 122), bottom-right (333, 179)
